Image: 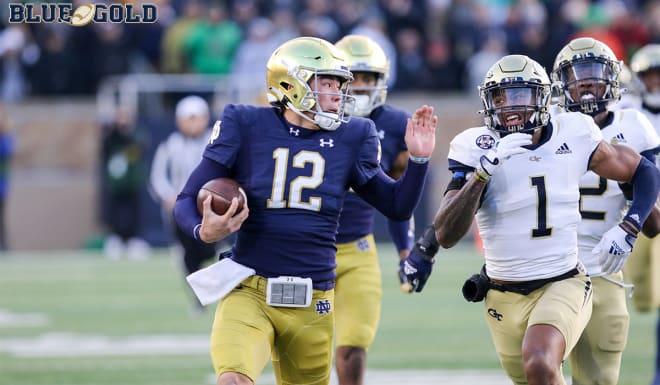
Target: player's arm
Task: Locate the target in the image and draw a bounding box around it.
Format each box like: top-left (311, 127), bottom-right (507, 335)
top-left (589, 142), bottom-right (660, 273)
top-left (434, 169), bottom-right (485, 248)
top-left (435, 132), bottom-right (531, 248)
top-left (618, 150), bottom-right (660, 237)
top-left (590, 142), bottom-right (660, 230)
top-left (386, 150), bottom-right (414, 259)
top-left (354, 105), bottom-right (436, 220)
top-left (173, 158), bottom-right (247, 243)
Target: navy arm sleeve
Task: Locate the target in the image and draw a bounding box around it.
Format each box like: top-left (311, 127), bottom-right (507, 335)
top-left (623, 156), bottom-right (660, 231)
top-left (173, 157), bottom-right (230, 240)
top-left (387, 218), bottom-right (414, 253)
top-left (353, 160), bottom-right (428, 221)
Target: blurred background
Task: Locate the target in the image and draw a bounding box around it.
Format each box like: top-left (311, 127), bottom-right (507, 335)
top-left (1, 0), bottom-right (659, 252)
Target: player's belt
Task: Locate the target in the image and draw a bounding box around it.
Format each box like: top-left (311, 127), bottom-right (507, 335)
top-left (489, 267), bottom-right (582, 296)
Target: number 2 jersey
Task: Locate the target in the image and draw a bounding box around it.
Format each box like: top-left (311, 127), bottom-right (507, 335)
top-left (577, 109), bottom-right (660, 276)
top-left (448, 112), bottom-right (602, 281)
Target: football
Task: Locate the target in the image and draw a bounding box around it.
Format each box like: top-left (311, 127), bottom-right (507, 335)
top-left (196, 178), bottom-right (246, 216)
top-left (70, 4), bottom-right (95, 27)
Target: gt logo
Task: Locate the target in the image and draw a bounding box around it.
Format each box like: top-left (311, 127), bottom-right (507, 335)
top-left (488, 308), bottom-right (503, 321)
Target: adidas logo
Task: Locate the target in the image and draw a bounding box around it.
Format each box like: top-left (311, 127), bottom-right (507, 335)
top-left (611, 133), bottom-right (627, 144)
top-left (555, 143), bottom-right (572, 154)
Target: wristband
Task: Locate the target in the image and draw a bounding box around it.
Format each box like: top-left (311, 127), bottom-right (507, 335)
top-left (193, 223), bottom-right (202, 241)
top-left (473, 169), bottom-right (490, 183)
top-left (409, 155), bottom-right (430, 164)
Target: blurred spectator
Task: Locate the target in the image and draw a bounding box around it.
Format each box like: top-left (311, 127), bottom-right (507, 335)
top-left (101, 108), bottom-right (150, 260)
top-left (465, 31), bottom-right (508, 93)
top-left (351, 13), bottom-right (398, 87)
top-left (160, 0), bottom-right (206, 73)
top-left (91, 24), bottom-right (134, 89)
top-left (393, 27), bottom-right (430, 90)
top-left (183, 2), bottom-right (242, 74)
top-left (425, 34), bottom-right (462, 90)
top-left (0, 26), bottom-right (38, 102)
top-left (149, 96), bottom-right (219, 312)
top-left (231, 17), bottom-right (285, 96)
top-left (0, 104), bottom-right (14, 251)
top-left (30, 25), bottom-right (76, 95)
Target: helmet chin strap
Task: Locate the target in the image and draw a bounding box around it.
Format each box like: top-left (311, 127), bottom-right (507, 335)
top-left (314, 112), bottom-right (341, 131)
top-left (286, 102), bottom-right (342, 131)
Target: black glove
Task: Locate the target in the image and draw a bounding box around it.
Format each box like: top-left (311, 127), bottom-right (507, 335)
top-left (399, 224), bottom-right (439, 293)
top-left (400, 250), bottom-right (434, 292)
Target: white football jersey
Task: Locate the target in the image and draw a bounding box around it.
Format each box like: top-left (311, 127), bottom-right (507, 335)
top-left (448, 112), bottom-right (602, 281)
top-left (577, 109), bottom-right (660, 276)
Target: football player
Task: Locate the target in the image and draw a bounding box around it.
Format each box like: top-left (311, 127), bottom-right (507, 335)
top-left (552, 37), bottom-right (660, 385)
top-left (173, 37), bottom-right (437, 385)
top-left (332, 34), bottom-right (415, 385)
top-left (402, 54), bottom-right (660, 385)
top-left (629, 43), bottom-right (660, 385)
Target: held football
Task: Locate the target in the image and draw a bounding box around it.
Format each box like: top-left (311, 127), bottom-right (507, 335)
top-left (196, 178), bottom-right (246, 216)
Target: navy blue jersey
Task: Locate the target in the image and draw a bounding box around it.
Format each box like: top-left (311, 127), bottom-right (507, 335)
top-left (203, 104), bottom-right (382, 287)
top-left (336, 105), bottom-right (409, 243)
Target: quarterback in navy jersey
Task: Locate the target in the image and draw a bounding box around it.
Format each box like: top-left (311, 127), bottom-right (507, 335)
top-left (332, 35), bottom-right (413, 385)
top-left (173, 37), bottom-right (436, 385)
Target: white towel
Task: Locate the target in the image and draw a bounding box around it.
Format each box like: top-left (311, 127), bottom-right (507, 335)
top-left (186, 258), bottom-right (255, 306)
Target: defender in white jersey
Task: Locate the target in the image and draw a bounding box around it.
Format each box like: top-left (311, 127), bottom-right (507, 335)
top-left (552, 37), bottom-right (660, 385)
top-left (421, 55), bottom-right (660, 385)
top-left (630, 43), bottom-right (660, 385)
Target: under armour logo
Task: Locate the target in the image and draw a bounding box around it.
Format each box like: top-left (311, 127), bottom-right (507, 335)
top-left (289, 127), bottom-right (300, 136)
top-left (319, 138), bottom-right (334, 148)
top-left (377, 130), bottom-right (385, 140)
top-left (316, 299), bottom-right (332, 314)
top-left (488, 308), bottom-right (503, 321)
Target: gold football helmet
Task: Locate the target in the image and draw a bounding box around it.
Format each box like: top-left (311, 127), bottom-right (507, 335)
top-left (480, 54), bottom-right (551, 135)
top-left (551, 37), bottom-right (622, 115)
top-left (335, 34), bottom-right (389, 117)
top-left (266, 36), bottom-right (354, 131)
top-left (630, 44), bottom-right (660, 108)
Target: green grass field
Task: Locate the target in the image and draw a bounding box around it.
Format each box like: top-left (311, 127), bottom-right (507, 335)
top-left (0, 243), bottom-right (656, 385)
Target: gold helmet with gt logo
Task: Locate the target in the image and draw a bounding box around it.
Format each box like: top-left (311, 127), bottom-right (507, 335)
top-left (480, 54), bottom-right (551, 136)
top-left (552, 37), bottom-right (622, 115)
top-left (630, 44), bottom-right (660, 108)
top-left (335, 34), bottom-right (389, 117)
top-left (266, 36), bottom-right (354, 131)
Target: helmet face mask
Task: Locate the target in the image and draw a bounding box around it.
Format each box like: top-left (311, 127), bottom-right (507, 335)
top-left (266, 37), bottom-right (354, 130)
top-left (552, 38), bottom-right (622, 116)
top-left (630, 44), bottom-right (660, 108)
top-left (483, 85), bottom-right (542, 134)
top-left (335, 35), bottom-right (389, 117)
top-left (479, 55), bottom-right (551, 136)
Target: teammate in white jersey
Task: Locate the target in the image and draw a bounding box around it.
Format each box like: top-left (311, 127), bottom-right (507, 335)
top-left (552, 37), bottom-right (660, 385)
top-left (629, 43), bottom-right (660, 385)
top-left (400, 54), bottom-right (660, 385)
